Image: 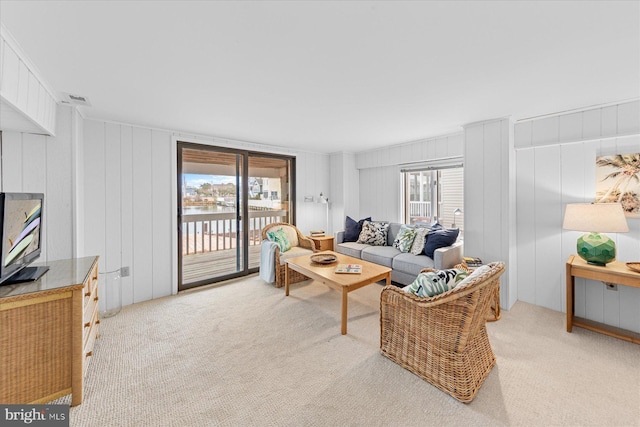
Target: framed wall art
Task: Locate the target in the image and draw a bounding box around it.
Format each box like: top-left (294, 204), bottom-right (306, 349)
top-left (595, 152), bottom-right (640, 218)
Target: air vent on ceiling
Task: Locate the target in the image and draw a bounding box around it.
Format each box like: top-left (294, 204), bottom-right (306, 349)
top-left (60, 92), bottom-right (92, 107)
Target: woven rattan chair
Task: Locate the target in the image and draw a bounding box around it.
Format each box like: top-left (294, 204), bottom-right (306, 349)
top-left (380, 261), bottom-right (505, 403)
top-left (261, 222), bottom-right (316, 288)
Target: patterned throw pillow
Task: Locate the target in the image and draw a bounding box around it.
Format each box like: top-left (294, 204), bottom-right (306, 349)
top-left (410, 228), bottom-right (429, 255)
top-left (357, 221), bottom-right (389, 246)
top-left (266, 228), bottom-right (291, 252)
top-left (403, 268), bottom-right (468, 298)
top-left (393, 225), bottom-right (417, 253)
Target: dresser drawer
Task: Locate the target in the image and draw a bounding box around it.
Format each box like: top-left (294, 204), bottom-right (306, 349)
top-left (83, 263), bottom-right (98, 308)
top-left (82, 309), bottom-right (99, 377)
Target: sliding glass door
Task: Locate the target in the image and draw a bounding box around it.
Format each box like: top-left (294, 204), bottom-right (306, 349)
top-left (178, 143), bottom-right (295, 290)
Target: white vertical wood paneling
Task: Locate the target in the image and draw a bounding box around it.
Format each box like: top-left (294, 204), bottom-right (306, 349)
top-left (104, 123), bottom-right (122, 276)
top-left (151, 130), bottom-right (172, 299)
top-left (1, 131), bottom-right (23, 190)
top-left (533, 146), bottom-right (562, 311)
top-left (514, 120), bottom-right (532, 148)
top-left (131, 127), bottom-right (153, 303)
top-left (73, 110), bottom-right (85, 258)
top-left (45, 106), bottom-right (73, 260)
top-left (26, 72), bottom-right (38, 121)
top-left (463, 124), bottom-right (484, 257)
top-left (83, 120), bottom-right (106, 277)
top-left (560, 142), bottom-right (587, 315)
top-left (354, 132), bottom-right (464, 169)
top-left (559, 112), bottom-right (582, 143)
top-left (582, 108), bottom-right (601, 140)
top-left (601, 105), bottom-right (618, 137)
top-left (16, 62), bottom-right (29, 113)
top-left (617, 101), bottom-right (640, 135)
top-left (0, 28), bottom-right (57, 136)
top-left (120, 125), bottom-right (134, 306)
top-left (1, 43), bottom-right (19, 104)
top-left (482, 122), bottom-right (502, 262)
top-left (515, 100), bottom-right (640, 333)
top-left (516, 149), bottom-right (536, 304)
top-left (517, 100), bottom-right (639, 147)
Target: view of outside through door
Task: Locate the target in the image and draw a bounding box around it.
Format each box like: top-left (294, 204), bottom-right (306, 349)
top-left (179, 144), bottom-right (292, 289)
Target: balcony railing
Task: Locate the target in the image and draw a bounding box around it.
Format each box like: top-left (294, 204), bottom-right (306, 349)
top-left (181, 209), bottom-right (287, 255)
top-left (408, 201), bottom-right (431, 223)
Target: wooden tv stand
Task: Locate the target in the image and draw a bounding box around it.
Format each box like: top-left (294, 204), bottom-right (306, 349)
top-left (0, 256), bottom-right (99, 406)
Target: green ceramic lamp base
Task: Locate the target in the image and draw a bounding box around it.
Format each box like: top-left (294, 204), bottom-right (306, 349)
top-left (576, 232), bottom-right (616, 266)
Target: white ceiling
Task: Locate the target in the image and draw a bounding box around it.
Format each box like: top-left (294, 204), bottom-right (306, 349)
top-left (1, 1), bottom-right (638, 153)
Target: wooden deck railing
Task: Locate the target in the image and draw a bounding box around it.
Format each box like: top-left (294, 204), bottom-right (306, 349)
top-left (182, 209), bottom-right (287, 255)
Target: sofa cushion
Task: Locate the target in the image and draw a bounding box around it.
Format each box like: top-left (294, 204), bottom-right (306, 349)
top-left (392, 252), bottom-right (435, 277)
top-left (344, 216), bottom-right (371, 242)
top-left (403, 268), bottom-right (468, 298)
top-left (336, 242), bottom-right (370, 259)
top-left (277, 246), bottom-right (314, 265)
top-left (410, 228), bottom-right (429, 255)
top-left (357, 221), bottom-right (389, 246)
top-left (393, 225), bottom-right (417, 253)
top-left (424, 228), bottom-right (460, 258)
top-left (386, 222), bottom-right (403, 246)
top-left (266, 228), bottom-right (291, 252)
top-left (361, 245), bottom-right (400, 268)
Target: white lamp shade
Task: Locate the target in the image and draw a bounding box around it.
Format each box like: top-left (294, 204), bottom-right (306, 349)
top-left (562, 203), bottom-right (629, 233)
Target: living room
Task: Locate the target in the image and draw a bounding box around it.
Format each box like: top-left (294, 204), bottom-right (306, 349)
top-left (0, 1), bottom-right (638, 426)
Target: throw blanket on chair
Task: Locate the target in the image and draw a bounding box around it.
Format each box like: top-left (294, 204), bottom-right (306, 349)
top-left (259, 240), bottom-right (278, 283)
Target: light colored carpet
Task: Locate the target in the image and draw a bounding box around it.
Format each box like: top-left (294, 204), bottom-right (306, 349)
top-left (61, 274), bottom-right (639, 426)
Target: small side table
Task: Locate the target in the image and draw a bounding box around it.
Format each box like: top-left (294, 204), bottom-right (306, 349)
top-left (566, 255), bottom-right (640, 344)
top-left (308, 235), bottom-right (335, 252)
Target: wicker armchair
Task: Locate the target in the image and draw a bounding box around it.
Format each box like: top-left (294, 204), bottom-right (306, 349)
top-left (380, 261), bottom-right (505, 403)
top-left (261, 223), bottom-right (316, 288)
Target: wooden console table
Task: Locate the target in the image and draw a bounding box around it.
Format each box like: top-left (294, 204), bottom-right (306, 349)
top-left (566, 255), bottom-right (640, 344)
top-left (0, 256), bottom-right (99, 406)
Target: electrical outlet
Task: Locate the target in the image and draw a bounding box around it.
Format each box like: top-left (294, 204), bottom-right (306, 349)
top-left (121, 266), bottom-right (130, 277)
top-left (605, 282), bottom-right (617, 291)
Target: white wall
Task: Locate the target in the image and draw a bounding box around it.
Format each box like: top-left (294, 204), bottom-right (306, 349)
top-left (330, 151), bottom-right (359, 234)
top-left (464, 118), bottom-right (517, 309)
top-left (81, 119), bottom-right (330, 307)
top-left (0, 105), bottom-right (76, 263)
top-left (515, 100), bottom-right (640, 333)
top-left (356, 133), bottom-right (464, 222)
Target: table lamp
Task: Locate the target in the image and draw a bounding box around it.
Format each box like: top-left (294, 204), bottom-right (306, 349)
top-left (562, 203), bottom-right (629, 266)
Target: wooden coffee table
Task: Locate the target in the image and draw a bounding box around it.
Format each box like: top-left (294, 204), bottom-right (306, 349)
top-left (285, 251), bottom-right (391, 335)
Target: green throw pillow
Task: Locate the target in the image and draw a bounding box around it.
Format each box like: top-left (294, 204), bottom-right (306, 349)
top-left (266, 228), bottom-right (291, 252)
top-left (393, 225), bottom-right (417, 253)
top-left (403, 268), bottom-right (468, 298)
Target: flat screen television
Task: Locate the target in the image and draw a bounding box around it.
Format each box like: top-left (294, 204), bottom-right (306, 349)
top-left (0, 192), bottom-right (49, 285)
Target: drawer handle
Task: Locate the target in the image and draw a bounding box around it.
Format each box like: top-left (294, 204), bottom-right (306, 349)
top-left (96, 319), bottom-right (100, 325)
top-left (85, 351), bottom-right (93, 358)
top-left (94, 296), bottom-right (98, 301)
top-left (84, 322), bottom-right (91, 328)
top-left (84, 291), bottom-right (91, 297)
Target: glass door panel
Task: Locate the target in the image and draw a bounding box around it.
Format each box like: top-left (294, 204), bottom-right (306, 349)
top-left (178, 145), bottom-right (244, 290)
top-left (247, 155), bottom-right (292, 269)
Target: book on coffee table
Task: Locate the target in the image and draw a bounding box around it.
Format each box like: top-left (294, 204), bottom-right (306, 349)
top-left (335, 264), bottom-right (362, 274)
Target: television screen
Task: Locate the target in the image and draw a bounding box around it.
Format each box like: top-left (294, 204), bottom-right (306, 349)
top-left (0, 193), bottom-right (44, 284)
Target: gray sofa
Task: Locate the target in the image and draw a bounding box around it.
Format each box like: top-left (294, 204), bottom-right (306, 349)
top-left (334, 222), bottom-right (463, 286)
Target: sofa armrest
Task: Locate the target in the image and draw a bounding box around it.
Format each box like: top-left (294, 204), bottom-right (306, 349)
top-left (335, 230), bottom-right (345, 245)
top-left (434, 241), bottom-right (463, 270)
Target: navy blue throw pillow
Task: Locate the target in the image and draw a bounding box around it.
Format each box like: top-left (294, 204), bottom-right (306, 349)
top-left (424, 228), bottom-right (459, 258)
top-left (344, 216), bottom-right (371, 242)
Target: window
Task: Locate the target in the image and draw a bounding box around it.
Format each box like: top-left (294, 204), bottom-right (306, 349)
top-left (402, 164), bottom-right (464, 231)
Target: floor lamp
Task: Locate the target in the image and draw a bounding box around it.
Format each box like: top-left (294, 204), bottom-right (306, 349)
top-left (319, 192), bottom-right (329, 233)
